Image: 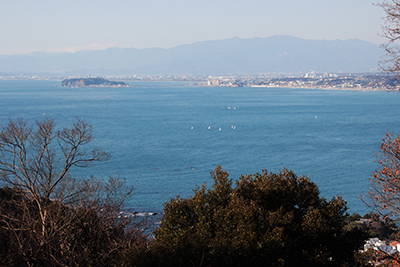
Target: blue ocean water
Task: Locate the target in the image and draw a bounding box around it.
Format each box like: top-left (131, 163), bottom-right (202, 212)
top-left (1, 80), bottom-right (400, 216)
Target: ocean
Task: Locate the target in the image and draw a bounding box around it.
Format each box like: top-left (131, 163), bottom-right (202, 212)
top-left (1, 79), bottom-right (400, 216)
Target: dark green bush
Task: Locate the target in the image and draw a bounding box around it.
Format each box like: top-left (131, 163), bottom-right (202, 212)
top-left (144, 166), bottom-right (368, 267)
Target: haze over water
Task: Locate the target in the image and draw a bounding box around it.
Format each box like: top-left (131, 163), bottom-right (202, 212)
top-left (1, 80), bottom-right (399, 216)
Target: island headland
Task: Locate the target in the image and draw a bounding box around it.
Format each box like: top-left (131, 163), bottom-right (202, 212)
top-left (61, 77), bottom-right (129, 87)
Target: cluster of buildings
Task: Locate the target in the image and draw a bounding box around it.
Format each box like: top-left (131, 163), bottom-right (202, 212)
top-left (206, 73), bottom-right (399, 91)
top-left (363, 238), bottom-right (400, 266)
top-left (364, 238), bottom-right (400, 255)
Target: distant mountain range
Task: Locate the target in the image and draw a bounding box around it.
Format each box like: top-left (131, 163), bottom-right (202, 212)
top-left (0, 35), bottom-right (384, 76)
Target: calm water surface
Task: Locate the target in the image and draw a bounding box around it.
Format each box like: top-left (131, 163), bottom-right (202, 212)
top-left (1, 80), bottom-right (400, 215)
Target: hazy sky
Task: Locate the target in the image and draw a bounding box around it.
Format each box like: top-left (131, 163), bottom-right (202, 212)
top-left (0, 0), bottom-right (386, 55)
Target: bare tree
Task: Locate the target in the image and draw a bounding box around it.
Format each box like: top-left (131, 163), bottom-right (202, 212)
top-left (0, 117), bottom-right (110, 198)
top-left (378, 0), bottom-right (400, 87)
top-left (0, 118), bottom-right (146, 266)
top-left (0, 118), bottom-right (109, 233)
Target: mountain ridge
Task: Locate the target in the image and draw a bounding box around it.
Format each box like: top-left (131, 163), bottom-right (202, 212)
top-left (0, 35), bottom-right (383, 76)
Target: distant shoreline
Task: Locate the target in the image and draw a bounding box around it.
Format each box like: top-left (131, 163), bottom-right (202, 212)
top-left (250, 85), bottom-right (389, 92)
top-left (0, 75), bottom-right (396, 91)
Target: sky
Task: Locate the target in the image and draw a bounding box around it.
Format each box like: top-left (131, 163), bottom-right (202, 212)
top-left (0, 0), bottom-right (387, 55)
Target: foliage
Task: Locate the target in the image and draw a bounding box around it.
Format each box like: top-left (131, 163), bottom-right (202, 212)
top-left (368, 131), bottom-right (400, 222)
top-left (0, 118), bottom-right (373, 266)
top-left (363, 131), bottom-right (400, 265)
top-left (147, 166), bottom-right (367, 267)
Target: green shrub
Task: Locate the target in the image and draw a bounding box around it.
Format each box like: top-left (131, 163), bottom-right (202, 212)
top-left (148, 166), bottom-right (368, 267)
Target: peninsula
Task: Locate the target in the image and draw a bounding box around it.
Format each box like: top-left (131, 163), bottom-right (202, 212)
top-left (61, 77), bottom-right (129, 87)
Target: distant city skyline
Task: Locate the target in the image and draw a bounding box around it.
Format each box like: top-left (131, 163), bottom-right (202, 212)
top-left (0, 0), bottom-right (387, 55)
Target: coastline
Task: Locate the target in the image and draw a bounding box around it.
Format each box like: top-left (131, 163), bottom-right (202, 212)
top-left (250, 84), bottom-right (390, 92)
top-left (0, 76), bottom-right (397, 92)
